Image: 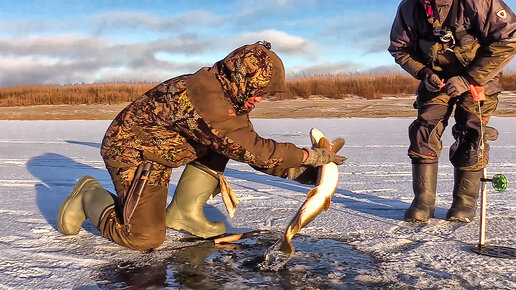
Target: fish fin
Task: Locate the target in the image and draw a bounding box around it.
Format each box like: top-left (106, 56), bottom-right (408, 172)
top-left (330, 138), bottom-right (345, 153)
top-left (293, 203), bottom-right (309, 232)
top-left (311, 128), bottom-right (345, 153)
top-left (306, 187), bottom-right (319, 199)
top-left (318, 137), bottom-right (332, 150)
top-left (323, 195), bottom-right (332, 211)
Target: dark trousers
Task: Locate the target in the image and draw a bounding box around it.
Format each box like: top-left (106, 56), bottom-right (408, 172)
top-left (97, 150), bottom-right (228, 251)
top-left (408, 89), bottom-right (498, 171)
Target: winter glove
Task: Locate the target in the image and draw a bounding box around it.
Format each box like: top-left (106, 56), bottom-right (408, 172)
top-left (418, 67), bottom-right (444, 92)
top-left (287, 165), bottom-right (318, 185)
top-left (445, 76), bottom-right (470, 98)
top-left (424, 73), bottom-right (444, 92)
top-left (303, 148), bottom-right (346, 167)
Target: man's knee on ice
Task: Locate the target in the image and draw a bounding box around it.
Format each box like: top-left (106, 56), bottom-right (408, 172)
top-left (126, 227), bottom-right (166, 251)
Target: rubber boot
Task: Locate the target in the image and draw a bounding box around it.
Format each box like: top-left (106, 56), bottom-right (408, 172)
top-left (446, 169), bottom-right (482, 223)
top-left (404, 163), bottom-right (438, 222)
top-left (57, 176), bottom-right (115, 235)
top-left (166, 163), bottom-right (226, 238)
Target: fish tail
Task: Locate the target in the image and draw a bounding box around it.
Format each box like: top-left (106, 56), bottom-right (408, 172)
top-left (318, 137), bottom-right (332, 150)
top-left (279, 238), bottom-right (294, 257)
top-left (281, 226), bottom-right (296, 256)
top-left (323, 194), bottom-right (332, 211)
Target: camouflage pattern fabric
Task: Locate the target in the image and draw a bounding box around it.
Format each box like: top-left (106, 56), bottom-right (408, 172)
top-left (101, 80), bottom-right (282, 186)
top-left (95, 42), bottom-right (305, 251)
top-left (106, 162), bottom-right (172, 189)
top-left (214, 45), bottom-right (274, 115)
top-left (101, 42), bottom-right (299, 187)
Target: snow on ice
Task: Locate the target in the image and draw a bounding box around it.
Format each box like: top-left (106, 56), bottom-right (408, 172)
top-left (0, 118), bottom-right (515, 289)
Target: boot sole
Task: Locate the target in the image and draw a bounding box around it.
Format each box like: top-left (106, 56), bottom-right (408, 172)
top-left (446, 209), bottom-right (475, 223)
top-left (57, 176), bottom-right (94, 235)
top-left (405, 218), bottom-right (430, 223)
top-left (446, 216), bottom-right (472, 223)
top-left (404, 208), bottom-right (434, 223)
top-left (167, 219), bottom-right (224, 239)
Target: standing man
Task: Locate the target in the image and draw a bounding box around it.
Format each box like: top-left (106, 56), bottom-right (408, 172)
top-left (56, 41), bottom-right (346, 251)
top-left (389, 0), bottom-right (516, 222)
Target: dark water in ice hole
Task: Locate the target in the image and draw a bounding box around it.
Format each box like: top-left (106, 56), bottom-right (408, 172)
top-left (94, 234), bottom-right (388, 289)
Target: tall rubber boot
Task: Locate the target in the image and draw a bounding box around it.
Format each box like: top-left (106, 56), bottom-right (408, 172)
top-left (166, 163), bottom-right (225, 238)
top-left (404, 163), bottom-right (438, 222)
top-left (446, 169), bottom-right (482, 223)
top-left (57, 176), bottom-right (115, 235)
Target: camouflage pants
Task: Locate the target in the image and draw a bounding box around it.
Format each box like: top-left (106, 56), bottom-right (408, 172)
top-left (97, 160), bottom-right (171, 251)
top-left (97, 151), bottom-right (229, 251)
top-left (408, 87), bottom-right (498, 171)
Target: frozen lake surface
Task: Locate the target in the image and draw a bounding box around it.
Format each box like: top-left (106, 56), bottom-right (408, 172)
top-left (1, 118), bottom-right (515, 289)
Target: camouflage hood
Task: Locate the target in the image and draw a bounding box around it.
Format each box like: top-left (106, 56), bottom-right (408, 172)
top-left (212, 41), bottom-right (286, 115)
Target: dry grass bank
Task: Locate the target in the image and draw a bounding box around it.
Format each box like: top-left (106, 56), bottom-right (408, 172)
top-left (1, 73), bottom-right (516, 107)
top-left (3, 91), bottom-right (516, 120)
top-left (500, 73), bottom-right (516, 91)
top-left (283, 74), bottom-right (419, 99)
top-left (0, 83), bottom-right (155, 107)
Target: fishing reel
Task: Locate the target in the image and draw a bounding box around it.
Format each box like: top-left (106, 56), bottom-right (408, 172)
top-left (470, 171), bottom-right (515, 258)
top-left (481, 173), bottom-right (508, 192)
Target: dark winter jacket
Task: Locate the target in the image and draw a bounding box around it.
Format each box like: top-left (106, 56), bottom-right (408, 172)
top-left (389, 0), bottom-right (516, 93)
top-left (101, 42), bottom-right (304, 175)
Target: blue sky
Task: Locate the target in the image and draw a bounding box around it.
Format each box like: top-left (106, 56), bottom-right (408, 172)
top-left (1, 0), bottom-right (515, 87)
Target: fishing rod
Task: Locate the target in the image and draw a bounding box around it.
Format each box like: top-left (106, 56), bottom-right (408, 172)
top-left (468, 85), bottom-right (514, 259)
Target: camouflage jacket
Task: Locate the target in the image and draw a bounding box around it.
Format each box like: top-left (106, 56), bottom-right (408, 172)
top-left (388, 0), bottom-right (516, 92)
top-left (101, 42), bottom-right (304, 174)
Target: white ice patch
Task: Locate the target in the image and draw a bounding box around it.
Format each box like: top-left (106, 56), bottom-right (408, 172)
top-left (0, 118), bottom-right (515, 289)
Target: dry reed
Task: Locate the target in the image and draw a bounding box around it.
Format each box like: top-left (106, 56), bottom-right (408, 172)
top-left (0, 83), bottom-right (156, 107)
top-left (283, 73), bottom-right (419, 100)
top-left (500, 73), bottom-right (516, 91)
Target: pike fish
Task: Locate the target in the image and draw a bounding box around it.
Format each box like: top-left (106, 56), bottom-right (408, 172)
top-left (260, 128), bottom-right (344, 270)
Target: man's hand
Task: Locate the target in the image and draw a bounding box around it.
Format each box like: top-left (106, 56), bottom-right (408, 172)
top-left (445, 76), bottom-right (470, 98)
top-left (303, 148), bottom-right (346, 167)
top-left (424, 73), bottom-right (445, 92)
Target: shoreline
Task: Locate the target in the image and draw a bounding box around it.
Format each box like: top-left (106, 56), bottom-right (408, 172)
top-left (1, 92), bottom-right (515, 120)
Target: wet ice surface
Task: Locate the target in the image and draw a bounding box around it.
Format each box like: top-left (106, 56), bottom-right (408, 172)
top-left (1, 118), bottom-right (515, 289)
top-left (259, 239), bottom-right (292, 272)
top-left (95, 234), bottom-right (382, 289)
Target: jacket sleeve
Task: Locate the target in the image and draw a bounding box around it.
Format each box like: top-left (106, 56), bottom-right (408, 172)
top-left (212, 114), bottom-right (305, 170)
top-left (388, 1), bottom-right (428, 79)
top-left (466, 0), bottom-right (516, 84)
top-left (185, 67), bottom-right (306, 170)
